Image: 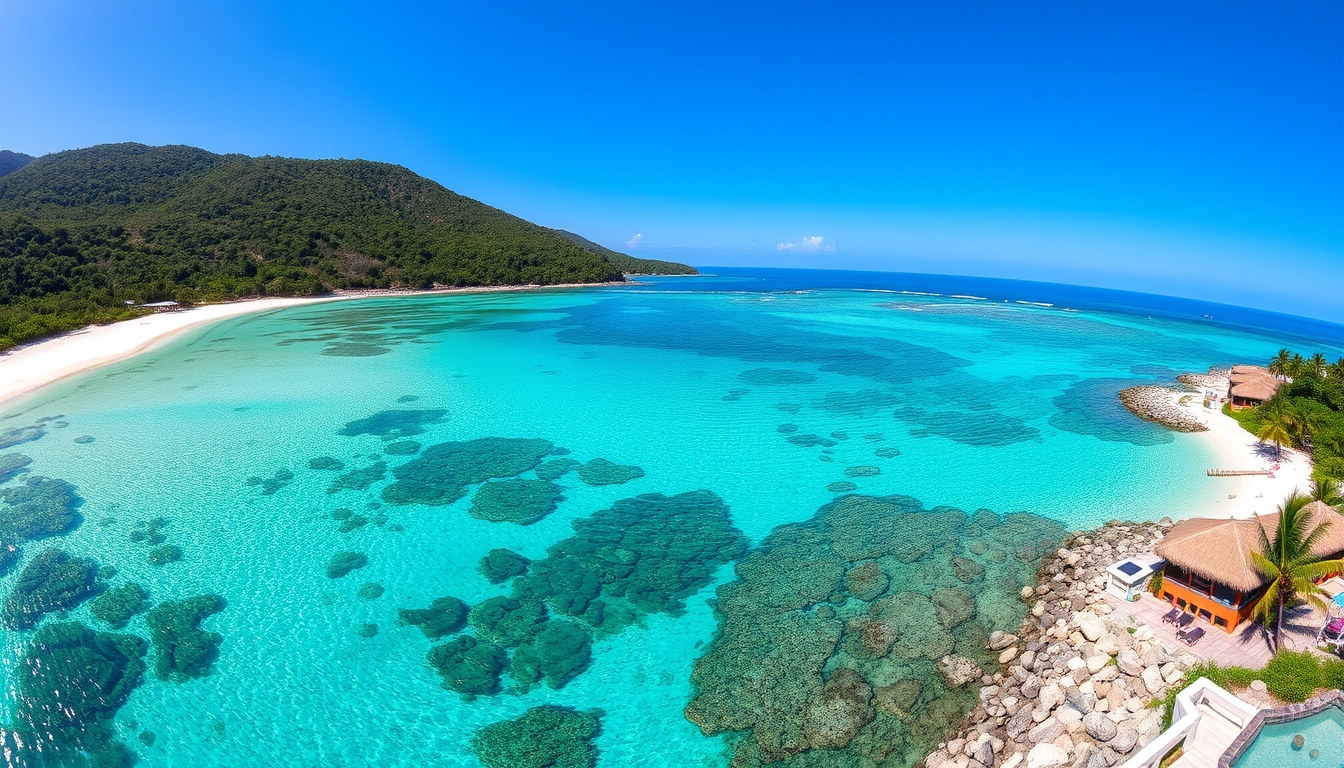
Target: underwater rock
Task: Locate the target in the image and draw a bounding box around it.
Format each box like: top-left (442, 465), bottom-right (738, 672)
top-left (843, 465), bottom-right (880, 478)
top-left (469, 479), bottom-right (564, 524)
top-left (338, 514), bottom-right (369, 533)
top-left (330, 508), bottom-right (354, 520)
top-left (0, 424), bottom-right (44, 450)
top-left (144, 594), bottom-right (226, 681)
top-left (685, 493), bottom-right (1065, 766)
top-left (826, 481), bottom-right (858, 493)
top-left (843, 561), bottom-right (889, 601)
top-left (814, 389), bottom-right (901, 416)
top-left (73, 435), bottom-right (96, 444)
top-left (3, 548), bottom-right (103, 630)
top-left (739, 368), bottom-right (818, 386)
top-left (398, 596), bottom-right (468, 639)
top-left (776, 402), bottom-right (802, 414)
top-left (510, 619), bottom-right (593, 690)
top-left (90, 583), bottom-right (150, 629)
top-left (396, 395), bottom-right (420, 403)
top-left (6, 622), bottom-right (146, 764)
top-left (383, 440), bottom-right (422, 456)
top-left (356, 623), bottom-right (379, 638)
top-left (147, 544), bottom-right (184, 565)
top-left (337, 409), bottom-right (448, 439)
top-left (469, 596), bottom-right (547, 648)
top-left (575, 458), bottom-right (644, 486)
top-left (0, 476), bottom-right (83, 542)
top-left (327, 461), bottom-right (387, 494)
top-left (471, 705), bottom-right (602, 768)
top-left (951, 556), bottom-right (986, 583)
top-left (357, 582), bottom-right (385, 601)
top-left (308, 456), bottom-right (346, 471)
top-left (875, 447), bottom-right (902, 458)
top-left (776, 423), bottom-right (800, 434)
top-left (427, 635), bottom-right (507, 696)
top-left (258, 469), bottom-right (294, 495)
top-left (831, 431), bottom-right (849, 440)
top-left (326, 551), bottom-right (368, 578)
top-left (787, 433), bottom-right (836, 448)
top-left (535, 457), bottom-right (581, 481)
top-left (139, 730), bottom-right (156, 747)
top-left (515, 491), bottom-right (747, 624)
top-left (0, 453), bottom-right (32, 483)
top-left (480, 549), bottom-right (531, 584)
top-left (382, 437), bottom-right (554, 505)
top-left (935, 654), bottom-right (982, 688)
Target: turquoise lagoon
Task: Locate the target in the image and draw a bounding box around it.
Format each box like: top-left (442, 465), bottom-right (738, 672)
top-left (1, 270), bottom-right (1341, 767)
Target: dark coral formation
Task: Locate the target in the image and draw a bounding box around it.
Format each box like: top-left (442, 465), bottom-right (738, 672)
top-left (338, 514), bottom-right (369, 533)
top-left (3, 548), bottom-right (103, 630)
top-left (357, 582), bottom-right (385, 600)
top-left (0, 424), bottom-right (44, 450)
top-left (469, 479), bottom-right (565, 524)
top-left (398, 596), bottom-right (469, 639)
top-left (356, 622), bottom-right (379, 638)
top-left (844, 465), bottom-right (881, 478)
top-left (0, 452), bottom-right (32, 484)
top-left (684, 494), bottom-right (1065, 767)
top-left (0, 476), bottom-right (83, 542)
top-left (514, 491), bottom-right (747, 627)
top-left (788, 434), bottom-right (837, 448)
top-left (826, 481), bottom-right (858, 493)
top-left (469, 596), bottom-right (547, 647)
top-left (876, 447), bottom-right (902, 458)
top-left (480, 548), bottom-right (530, 584)
top-left (0, 539), bottom-right (18, 577)
top-left (144, 594), bottom-right (226, 681)
top-left (383, 440), bottom-right (422, 455)
top-left (338, 409), bottom-right (448, 438)
top-left (381, 437), bottom-right (554, 505)
top-left (776, 423), bottom-right (800, 434)
top-left (326, 551), bottom-right (368, 578)
top-left (815, 389), bottom-right (901, 416)
top-left (90, 583), bottom-right (150, 629)
top-left (147, 544), bottom-right (184, 565)
top-left (73, 435), bottom-right (95, 444)
top-left (471, 705), bottom-right (603, 768)
top-left (776, 402), bottom-right (802, 414)
top-left (739, 368), bottom-right (818, 385)
top-left (308, 456), bottom-right (346, 471)
top-left (245, 469), bottom-right (295, 495)
top-left (4, 622), bottom-right (147, 766)
top-left (574, 458), bottom-right (645, 486)
top-left (535, 457), bottom-right (581, 481)
top-left (427, 635), bottom-right (507, 696)
top-left (509, 619), bottom-right (593, 691)
top-left (327, 461), bottom-right (387, 494)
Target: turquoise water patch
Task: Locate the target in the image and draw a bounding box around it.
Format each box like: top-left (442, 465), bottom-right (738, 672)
top-left (0, 278), bottom-right (1335, 767)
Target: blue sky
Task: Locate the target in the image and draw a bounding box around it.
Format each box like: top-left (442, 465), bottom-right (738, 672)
top-left (2, 1), bottom-right (1341, 320)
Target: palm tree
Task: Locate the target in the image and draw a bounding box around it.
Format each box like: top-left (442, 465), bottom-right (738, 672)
top-left (1249, 491), bottom-right (1344, 652)
top-left (1330, 357), bottom-right (1344, 381)
top-left (1269, 349), bottom-right (1294, 378)
top-left (1289, 353), bottom-right (1306, 380)
top-left (1307, 353), bottom-right (1327, 379)
top-left (1258, 401), bottom-right (1297, 459)
top-left (1309, 477), bottom-right (1343, 508)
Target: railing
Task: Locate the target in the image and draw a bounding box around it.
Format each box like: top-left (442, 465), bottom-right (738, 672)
top-left (1118, 679), bottom-right (1258, 768)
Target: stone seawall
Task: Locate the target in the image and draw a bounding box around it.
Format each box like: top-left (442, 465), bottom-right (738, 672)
top-left (1118, 386), bottom-right (1208, 433)
top-left (924, 519), bottom-right (1200, 768)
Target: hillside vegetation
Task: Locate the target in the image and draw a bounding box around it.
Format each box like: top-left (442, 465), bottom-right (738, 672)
top-left (0, 143), bottom-right (692, 348)
top-left (1234, 350), bottom-right (1344, 481)
top-left (550, 229), bottom-right (697, 275)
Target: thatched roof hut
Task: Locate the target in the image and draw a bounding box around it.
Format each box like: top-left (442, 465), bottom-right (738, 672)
top-left (1155, 503), bottom-right (1344, 592)
top-left (1227, 365), bottom-right (1280, 405)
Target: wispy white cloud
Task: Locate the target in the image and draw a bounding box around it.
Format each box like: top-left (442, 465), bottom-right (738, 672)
top-left (627, 233), bottom-right (643, 248)
top-left (777, 235), bottom-right (835, 252)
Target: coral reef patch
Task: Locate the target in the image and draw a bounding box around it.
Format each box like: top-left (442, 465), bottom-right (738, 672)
top-left (535, 457), bottom-right (580, 481)
top-left (0, 453), bottom-right (33, 484)
top-left (148, 544), bottom-right (184, 565)
top-left (427, 636), bottom-right (507, 696)
top-left (382, 437), bottom-right (554, 505)
top-left (509, 618), bottom-right (593, 690)
top-left (480, 549), bottom-right (531, 584)
top-left (876, 447), bottom-right (902, 458)
top-left (0, 424), bottom-right (44, 450)
top-left (469, 596), bottom-right (547, 647)
top-left (684, 494), bottom-right (1065, 767)
top-left (469, 479), bottom-right (565, 524)
top-left (739, 368), bottom-right (818, 386)
top-left (308, 456), bottom-right (346, 471)
top-left (338, 409), bottom-right (448, 439)
top-left (398, 596), bottom-right (468, 639)
top-left (788, 434), bottom-right (837, 448)
top-left (575, 458), bottom-right (644, 486)
top-left (0, 476), bottom-right (83, 542)
top-left (471, 705), bottom-right (603, 768)
top-left (357, 582), bottom-right (384, 600)
top-left (843, 465), bottom-right (881, 478)
top-left (90, 583), bottom-right (150, 629)
top-left (326, 551), bottom-right (368, 578)
top-left (383, 440), bottom-right (422, 456)
top-left (144, 594), bottom-right (226, 681)
top-left (3, 548), bottom-right (104, 630)
top-left (826, 481), bottom-right (858, 493)
top-left (327, 461), bottom-right (387, 493)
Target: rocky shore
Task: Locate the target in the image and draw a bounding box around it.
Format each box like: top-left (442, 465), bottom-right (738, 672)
top-left (924, 519), bottom-right (1198, 768)
top-left (1117, 386), bottom-right (1208, 433)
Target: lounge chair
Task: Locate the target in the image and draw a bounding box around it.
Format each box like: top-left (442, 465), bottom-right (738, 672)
top-left (1179, 627), bottom-right (1205, 646)
top-left (1160, 607), bottom-right (1182, 624)
top-left (1174, 613), bottom-right (1195, 630)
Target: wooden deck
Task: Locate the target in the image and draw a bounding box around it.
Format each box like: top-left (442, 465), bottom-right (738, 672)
top-left (1170, 704), bottom-right (1243, 768)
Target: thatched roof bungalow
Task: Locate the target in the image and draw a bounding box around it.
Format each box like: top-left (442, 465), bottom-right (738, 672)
top-left (1227, 365), bottom-right (1280, 409)
top-left (1153, 502), bottom-right (1344, 631)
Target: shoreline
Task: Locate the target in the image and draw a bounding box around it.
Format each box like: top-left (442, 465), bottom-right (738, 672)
top-left (0, 281), bottom-right (626, 409)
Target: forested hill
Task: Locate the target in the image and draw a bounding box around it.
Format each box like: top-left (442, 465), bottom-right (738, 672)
top-left (0, 151), bottom-right (32, 177)
top-left (0, 143), bottom-right (693, 349)
top-left (550, 229), bottom-right (697, 275)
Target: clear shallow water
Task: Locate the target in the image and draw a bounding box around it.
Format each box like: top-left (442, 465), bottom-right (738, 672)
top-left (1, 269), bottom-right (1341, 767)
top-left (1236, 708), bottom-right (1344, 768)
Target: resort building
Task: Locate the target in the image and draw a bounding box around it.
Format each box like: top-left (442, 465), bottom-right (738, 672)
top-left (1153, 501), bottom-right (1344, 632)
top-left (1226, 364), bottom-right (1279, 410)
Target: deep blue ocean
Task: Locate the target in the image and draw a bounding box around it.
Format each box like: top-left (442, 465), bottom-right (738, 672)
top-left (0, 268), bottom-right (1340, 767)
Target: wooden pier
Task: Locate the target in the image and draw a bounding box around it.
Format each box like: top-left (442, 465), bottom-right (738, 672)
top-left (1206, 469), bottom-right (1272, 477)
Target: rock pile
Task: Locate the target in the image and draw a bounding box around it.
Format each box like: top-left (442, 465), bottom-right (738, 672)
top-left (923, 519), bottom-right (1199, 768)
top-left (1175, 370), bottom-right (1229, 392)
top-left (1118, 387), bottom-right (1207, 433)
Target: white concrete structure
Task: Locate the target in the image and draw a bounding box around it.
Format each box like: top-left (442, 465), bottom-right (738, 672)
top-left (1105, 554), bottom-right (1164, 601)
top-left (1118, 678), bottom-right (1257, 768)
